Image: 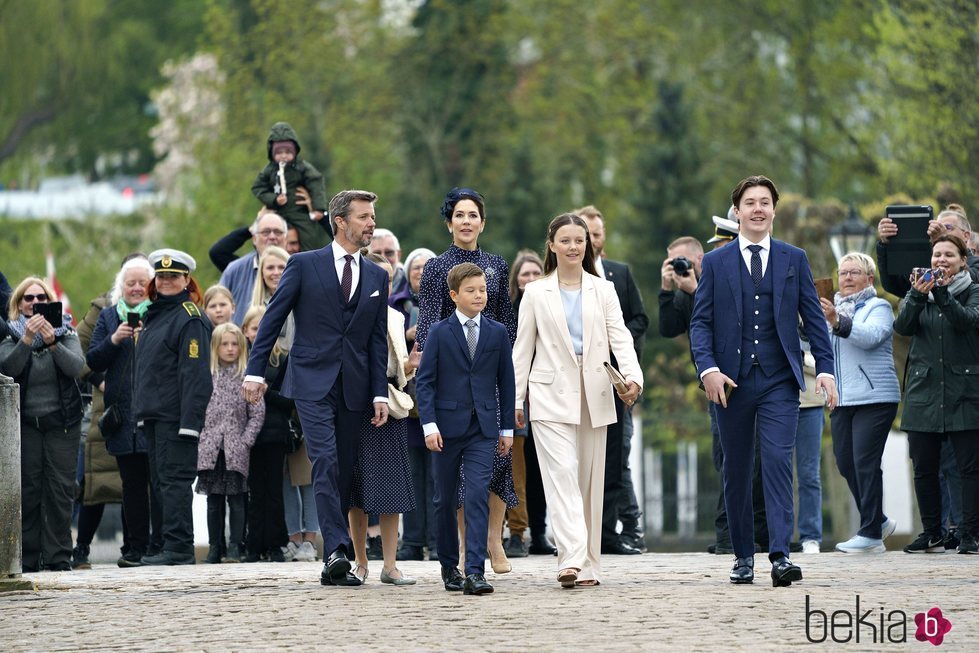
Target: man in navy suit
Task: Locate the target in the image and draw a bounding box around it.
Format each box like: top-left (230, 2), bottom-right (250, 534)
top-left (415, 262), bottom-right (516, 595)
top-left (690, 175), bottom-right (837, 587)
top-left (242, 189), bottom-right (389, 587)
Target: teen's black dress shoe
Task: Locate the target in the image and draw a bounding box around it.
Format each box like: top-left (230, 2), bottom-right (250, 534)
top-left (771, 556), bottom-right (803, 587)
top-left (320, 569), bottom-right (363, 586)
top-left (729, 556), bottom-right (754, 584)
top-left (324, 548), bottom-right (352, 581)
top-left (441, 566), bottom-right (465, 591)
top-left (601, 540), bottom-right (642, 555)
top-left (464, 573), bottom-right (494, 595)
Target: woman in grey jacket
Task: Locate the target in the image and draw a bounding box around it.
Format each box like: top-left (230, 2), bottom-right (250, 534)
top-left (820, 253), bottom-right (900, 553)
top-left (894, 235), bottom-right (979, 555)
top-left (1, 276), bottom-right (85, 572)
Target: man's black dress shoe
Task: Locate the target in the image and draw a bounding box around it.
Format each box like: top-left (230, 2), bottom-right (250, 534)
top-left (441, 566), bottom-right (465, 591)
top-left (463, 573), bottom-right (494, 595)
top-left (601, 540), bottom-right (642, 555)
top-left (729, 556), bottom-right (754, 584)
top-left (529, 535), bottom-right (557, 556)
top-left (707, 543), bottom-right (734, 555)
top-left (325, 548), bottom-right (352, 581)
top-left (771, 556), bottom-right (802, 587)
top-left (320, 568), bottom-right (363, 586)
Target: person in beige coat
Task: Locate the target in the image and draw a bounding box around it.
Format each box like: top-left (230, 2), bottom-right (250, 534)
top-left (513, 213), bottom-right (643, 587)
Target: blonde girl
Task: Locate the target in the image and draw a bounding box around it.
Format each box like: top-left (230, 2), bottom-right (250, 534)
top-left (196, 322), bottom-right (265, 562)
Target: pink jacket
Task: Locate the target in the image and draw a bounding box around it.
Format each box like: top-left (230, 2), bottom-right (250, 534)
top-left (197, 366), bottom-right (265, 477)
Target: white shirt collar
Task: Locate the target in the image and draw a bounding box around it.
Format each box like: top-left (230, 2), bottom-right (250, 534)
top-left (331, 240), bottom-right (360, 264)
top-left (738, 233), bottom-right (771, 252)
top-left (456, 310), bottom-right (481, 327)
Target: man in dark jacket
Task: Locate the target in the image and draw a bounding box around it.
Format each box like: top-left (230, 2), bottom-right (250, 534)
top-left (577, 205), bottom-right (649, 555)
top-left (251, 122), bottom-right (328, 252)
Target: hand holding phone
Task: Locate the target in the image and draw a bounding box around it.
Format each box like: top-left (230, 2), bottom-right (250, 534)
top-left (32, 301), bottom-right (63, 329)
top-left (127, 312), bottom-right (141, 328)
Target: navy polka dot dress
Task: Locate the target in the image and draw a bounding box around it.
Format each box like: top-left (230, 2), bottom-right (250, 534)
top-left (350, 411), bottom-right (416, 515)
top-left (415, 243), bottom-right (519, 508)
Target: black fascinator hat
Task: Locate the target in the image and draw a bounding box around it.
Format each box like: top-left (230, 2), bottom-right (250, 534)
top-left (440, 187), bottom-right (485, 221)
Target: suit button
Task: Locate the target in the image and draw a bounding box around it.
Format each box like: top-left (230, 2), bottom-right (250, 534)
top-left (754, 340), bottom-right (759, 344)
top-left (559, 389), bottom-right (564, 394)
top-left (737, 348), bottom-right (741, 354)
top-left (601, 391), bottom-right (607, 396)
top-left (596, 367), bottom-right (602, 372)
top-left (755, 295), bottom-right (760, 300)
top-left (754, 325), bottom-right (759, 330)
top-left (755, 310), bottom-right (759, 315)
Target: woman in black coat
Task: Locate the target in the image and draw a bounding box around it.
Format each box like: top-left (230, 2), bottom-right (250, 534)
top-left (87, 257), bottom-right (161, 566)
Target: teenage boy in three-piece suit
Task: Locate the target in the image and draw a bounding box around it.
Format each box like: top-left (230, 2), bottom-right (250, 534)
top-left (416, 262), bottom-right (516, 595)
top-left (690, 175), bottom-right (837, 588)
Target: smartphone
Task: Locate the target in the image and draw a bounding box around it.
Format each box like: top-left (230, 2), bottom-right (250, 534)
top-left (910, 267), bottom-right (944, 285)
top-left (127, 311), bottom-right (141, 328)
top-left (32, 301), bottom-right (63, 328)
top-left (814, 278), bottom-right (834, 302)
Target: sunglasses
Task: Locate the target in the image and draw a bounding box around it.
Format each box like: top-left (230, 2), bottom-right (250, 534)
top-left (23, 293), bottom-right (49, 302)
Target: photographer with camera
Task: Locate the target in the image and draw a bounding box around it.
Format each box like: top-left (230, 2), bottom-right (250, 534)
top-left (658, 237), bottom-right (704, 340)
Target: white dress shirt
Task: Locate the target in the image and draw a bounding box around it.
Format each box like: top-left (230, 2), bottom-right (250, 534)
top-left (331, 240), bottom-right (361, 300)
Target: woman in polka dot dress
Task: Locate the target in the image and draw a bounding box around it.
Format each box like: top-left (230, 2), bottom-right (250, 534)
top-left (414, 187), bottom-right (519, 574)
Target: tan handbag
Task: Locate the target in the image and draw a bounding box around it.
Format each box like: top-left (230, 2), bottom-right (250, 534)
top-left (603, 362), bottom-right (629, 394)
top-left (387, 382), bottom-right (414, 420)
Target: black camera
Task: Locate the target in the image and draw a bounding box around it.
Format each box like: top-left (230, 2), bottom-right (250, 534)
top-left (671, 256), bottom-right (692, 277)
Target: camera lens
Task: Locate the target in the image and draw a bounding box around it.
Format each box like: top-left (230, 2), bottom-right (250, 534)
top-left (671, 256), bottom-right (692, 277)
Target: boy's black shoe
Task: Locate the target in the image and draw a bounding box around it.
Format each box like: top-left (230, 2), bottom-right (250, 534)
top-left (366, 535), bottom-right (384, 561)
top-left (396, 544), bottom-right (425, 561)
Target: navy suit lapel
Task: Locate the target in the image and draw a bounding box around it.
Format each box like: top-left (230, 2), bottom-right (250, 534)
top-left (722, 244), bottom-right (744, 319)
top-left (349, 262), bottom-right (376, 328)
top-left (449, 317), bottom-right (472, 367)
top-left (771, 240), bottom-right (788, 318)
top-left (311, 246), bottom-right (344, 324)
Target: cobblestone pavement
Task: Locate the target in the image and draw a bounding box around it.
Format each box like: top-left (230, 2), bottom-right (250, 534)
top-left (2, 551), bottom-right (976, 652)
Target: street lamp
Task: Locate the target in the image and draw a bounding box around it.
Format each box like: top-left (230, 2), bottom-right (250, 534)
top-left (828, 204), bottom-right (875, 263)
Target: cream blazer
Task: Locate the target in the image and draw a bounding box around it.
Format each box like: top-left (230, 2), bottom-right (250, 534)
top-left (512, 272), bottom-right (643, 427)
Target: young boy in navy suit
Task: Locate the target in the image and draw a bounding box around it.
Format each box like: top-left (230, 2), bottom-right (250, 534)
top-left (416, 262), bottom-right (516, 595)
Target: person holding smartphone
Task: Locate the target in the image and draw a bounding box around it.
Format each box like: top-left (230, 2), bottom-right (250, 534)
top-left (86, 256), bottom-right (160, 567)
top-left (1, 276), bottom-right (85, 572)
top-left (894, 234), bottom-right (979, 555)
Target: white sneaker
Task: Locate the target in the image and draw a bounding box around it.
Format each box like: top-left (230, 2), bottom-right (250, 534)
top-left (835, 535), bottom-right (885, 553)
top-left (297, 541), bottom-right (318, 562)
top-left (283, 541), bottom-right (300, 561)
top-left (881, 518), bottom-right (897, 540)
top-left (800, 540), bottom-right (820, 554)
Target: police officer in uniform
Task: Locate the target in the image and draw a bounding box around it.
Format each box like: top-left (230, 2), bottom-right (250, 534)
top-left (136, 249), bottom-right (212, 565)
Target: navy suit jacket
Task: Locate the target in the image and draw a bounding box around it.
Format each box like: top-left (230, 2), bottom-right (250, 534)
top-left (689, 239), bottom-right (833, 391)
top-left (602, 258), bottom-right (649, 362)
top-left (244, 244), bottom-right (388, 408)
top-left (415, 315), bottom-right (516, 439)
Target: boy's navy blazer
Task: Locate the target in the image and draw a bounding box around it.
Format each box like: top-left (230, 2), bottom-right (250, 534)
top-left (689, 238), bottom-right (834, 391)
top-left (415, 314), bottom-right (516, 438)
top-left (244, 244), bottom-right (388, 408)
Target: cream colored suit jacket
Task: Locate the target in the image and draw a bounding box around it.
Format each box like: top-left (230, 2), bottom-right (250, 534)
top-left (513, 272), bottom-right (643, 427)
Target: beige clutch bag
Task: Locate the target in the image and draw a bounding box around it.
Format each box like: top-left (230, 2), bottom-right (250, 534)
top-left (603, 362), bottom-right (628, 394)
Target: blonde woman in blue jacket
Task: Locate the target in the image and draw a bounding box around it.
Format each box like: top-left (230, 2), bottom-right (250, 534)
top-left (820, 252), bottom-right (900, 553)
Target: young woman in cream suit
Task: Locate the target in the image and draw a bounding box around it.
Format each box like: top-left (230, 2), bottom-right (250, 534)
top-left (513, 213), bottom-right (642, 588)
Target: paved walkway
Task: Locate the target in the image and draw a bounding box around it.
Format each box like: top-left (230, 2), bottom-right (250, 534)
top-left (2, 551), bottom-right (976, 651)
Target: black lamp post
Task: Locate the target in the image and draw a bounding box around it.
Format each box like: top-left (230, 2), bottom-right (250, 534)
top-left (828, 204), bottom-right (875, 263)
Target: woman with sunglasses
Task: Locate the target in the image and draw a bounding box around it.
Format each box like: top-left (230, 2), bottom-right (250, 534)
top-left (2, 277), bottom-right (85, 572)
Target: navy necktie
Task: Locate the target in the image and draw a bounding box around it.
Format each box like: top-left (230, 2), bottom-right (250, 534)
top-left (748, 245), bottom-right (763, 287)
top-left (340, 254), bottom-right (353, 302)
